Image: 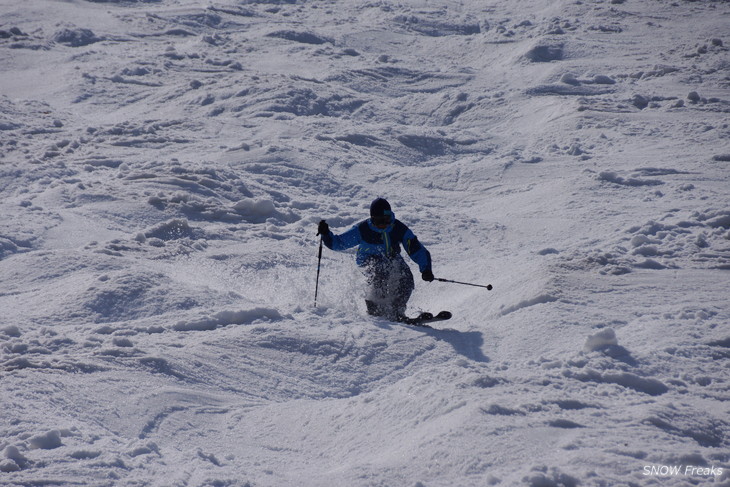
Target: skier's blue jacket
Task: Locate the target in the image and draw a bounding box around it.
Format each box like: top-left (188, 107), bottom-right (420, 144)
top-left (321, 215), bottom-right (432, 273)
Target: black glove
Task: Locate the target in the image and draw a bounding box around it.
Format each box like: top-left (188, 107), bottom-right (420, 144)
top-left (317, 220), bottom-right (329, 236)
top-left (421, 269), bottom-right (434, 282)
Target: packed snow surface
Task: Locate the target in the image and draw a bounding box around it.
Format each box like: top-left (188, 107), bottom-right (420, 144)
top-left (1, 0), bottom-right (729, 486)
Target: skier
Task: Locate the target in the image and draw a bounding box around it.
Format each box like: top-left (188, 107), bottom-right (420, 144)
top-left (317, 197), bottom-right (434, 322)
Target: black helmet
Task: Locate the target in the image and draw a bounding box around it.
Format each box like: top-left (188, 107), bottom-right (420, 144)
top-left (370, 198), bottom-right (393, 227)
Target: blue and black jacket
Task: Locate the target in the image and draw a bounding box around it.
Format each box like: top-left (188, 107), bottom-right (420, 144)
top-left (321, 216), bottom-right (432, 273)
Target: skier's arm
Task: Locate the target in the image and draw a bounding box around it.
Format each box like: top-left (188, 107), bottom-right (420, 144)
top-left (402, 228), bottom-right (432, 273)
top-left (321, 224), bottom-right (361, 251)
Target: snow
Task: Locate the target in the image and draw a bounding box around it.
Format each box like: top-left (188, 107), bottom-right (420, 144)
top-left (1, 0), bottom-right (729, 486)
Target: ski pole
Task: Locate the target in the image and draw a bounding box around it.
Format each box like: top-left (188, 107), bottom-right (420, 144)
top-left (435, 277), bottom-right (493, 291)
top-left (314, 237), bottom-right (323, 307)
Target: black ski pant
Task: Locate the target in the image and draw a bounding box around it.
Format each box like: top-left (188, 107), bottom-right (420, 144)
top-left (362, 256), bottom-right (414, 320)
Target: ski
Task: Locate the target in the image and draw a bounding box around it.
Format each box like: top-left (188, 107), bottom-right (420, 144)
top-left (398, 310), bottom-right (452, 327)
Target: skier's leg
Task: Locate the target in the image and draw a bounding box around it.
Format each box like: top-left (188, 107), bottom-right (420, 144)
top-left (392, 258), bottom-right (414, 318)
top-left (363, 259), bottom-right (388, 317)
top-left (365, 299), bottom-right (380, 316)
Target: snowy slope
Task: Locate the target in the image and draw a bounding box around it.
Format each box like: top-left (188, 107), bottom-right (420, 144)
top-left (1, 0), bottom-right (729, 486)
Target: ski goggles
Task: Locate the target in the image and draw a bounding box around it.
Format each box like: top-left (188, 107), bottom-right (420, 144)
top-left (371, 212), bottom-right (393, 227)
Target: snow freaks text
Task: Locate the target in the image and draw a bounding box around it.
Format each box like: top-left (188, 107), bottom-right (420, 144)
top-left (643, 465), bottom-right (724, 478)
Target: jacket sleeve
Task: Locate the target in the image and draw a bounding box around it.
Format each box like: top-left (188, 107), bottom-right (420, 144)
top-left (402, 228), bottom-right (432, 273)
top-left (322, 224), bottom-right (361, 251)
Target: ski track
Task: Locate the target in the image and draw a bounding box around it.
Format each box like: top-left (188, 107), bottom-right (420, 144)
top-left (1, 0), bottom-right (729, 486)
